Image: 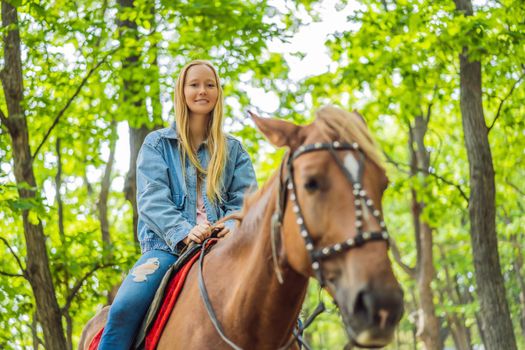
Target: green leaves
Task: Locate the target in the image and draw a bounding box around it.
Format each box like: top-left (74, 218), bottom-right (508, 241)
top-left (1, 0), bottom-right (326, 348)
top-left (301, 0), bottom-right (525, 347)
top-left (2, 0), bottom-right (524, 348)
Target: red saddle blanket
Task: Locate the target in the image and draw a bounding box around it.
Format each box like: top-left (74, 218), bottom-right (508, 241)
top-left (89, 242), bottom-right (212, 350)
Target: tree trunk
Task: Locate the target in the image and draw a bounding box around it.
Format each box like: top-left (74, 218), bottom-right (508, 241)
top-left (454, 0), bottom-right (518, 348)
top-left (454, 275), bottom-right (487, 347)
top-left (438, 247), bottom-right (472, 350)
top-left (55, 138), bottom-right (73, 350)
top-left (117, 0), bottom-right (161, 245)
top-left (446, 277), bottom-right (472, 349)
top-left (98, 119), bottom-right (118, 304)
top-left (98, 120), bottom-right (117, 252)
top-left (511, 233), bottom-right (525, 338)
top-left (448, 313), bottom-right (472, 350)
top-left (0, 2), bottom-right (67, 349)
top-left (409, 116), bottom-right (442, 350)
top-left (125, 125), bottom-right (150, 244)
top-left (406, 289), bottom-right (419, 350)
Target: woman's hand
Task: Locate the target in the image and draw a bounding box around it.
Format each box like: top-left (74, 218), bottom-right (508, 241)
top-left (212, 222), bottom-right (230, 238)
top-left (183, 223), bottom-right (212, 244)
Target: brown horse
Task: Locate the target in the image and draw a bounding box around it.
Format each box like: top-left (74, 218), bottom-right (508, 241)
top-left (80, 105), bottom-right (403, 349)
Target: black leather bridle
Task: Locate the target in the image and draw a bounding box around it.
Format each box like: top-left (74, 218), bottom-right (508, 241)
top-left (272, 140), bottom-right (390, 287)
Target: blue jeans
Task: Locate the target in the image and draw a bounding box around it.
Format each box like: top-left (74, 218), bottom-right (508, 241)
top-left (99, 249), bottom-right (178, 350)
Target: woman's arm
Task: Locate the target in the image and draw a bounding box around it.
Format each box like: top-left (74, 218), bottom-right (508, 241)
top-left (136, 140), bottom-right (193, 251)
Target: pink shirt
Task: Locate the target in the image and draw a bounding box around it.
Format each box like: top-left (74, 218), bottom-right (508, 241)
top-left (196, 189), bottom-right (208, 225)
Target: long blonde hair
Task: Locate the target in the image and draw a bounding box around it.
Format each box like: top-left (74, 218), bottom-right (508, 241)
top-left (174, 60), bottom-right (227, 204)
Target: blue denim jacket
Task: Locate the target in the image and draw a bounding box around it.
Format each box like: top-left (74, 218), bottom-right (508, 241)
top-left (136, 124), bottom-right (257, 255)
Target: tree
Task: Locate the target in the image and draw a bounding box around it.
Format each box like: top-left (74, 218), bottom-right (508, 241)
top-left (0, 1), bottom-right (67, 348)
top-left (453, 0), bottom-right (518, 348)
top-left (300, 0), bottom-right (524, 348)
top-left (0, 0), bottom-right (320, 347)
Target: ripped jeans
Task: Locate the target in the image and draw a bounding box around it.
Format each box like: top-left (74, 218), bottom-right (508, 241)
top-left (99, 249), bottom-right (178, 350)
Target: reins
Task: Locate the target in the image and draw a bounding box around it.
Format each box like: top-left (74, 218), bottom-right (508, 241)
top-left (198, 237), bottom-right (323, 350)
top-left (198, 240), bottom-right (244, 350)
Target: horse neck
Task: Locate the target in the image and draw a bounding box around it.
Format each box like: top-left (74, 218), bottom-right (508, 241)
top-left (217, 175), bottom-right (309, 344)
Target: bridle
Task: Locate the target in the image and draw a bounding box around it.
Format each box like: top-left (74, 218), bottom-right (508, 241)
top-left (198, 140), bottom-right (391, 350)
top-left (272, 140), bottom-right (390, 287)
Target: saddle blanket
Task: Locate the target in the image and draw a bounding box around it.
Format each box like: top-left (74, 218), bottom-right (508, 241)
top-left (89, 240), bottom-right (217, 350)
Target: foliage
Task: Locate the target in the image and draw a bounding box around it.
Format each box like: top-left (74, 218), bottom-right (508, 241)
top-left (1, 0), bottom-right (524, 349)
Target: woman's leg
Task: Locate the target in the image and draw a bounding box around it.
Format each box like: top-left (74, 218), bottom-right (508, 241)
top-left (98, 249), bottom-right (178, 350)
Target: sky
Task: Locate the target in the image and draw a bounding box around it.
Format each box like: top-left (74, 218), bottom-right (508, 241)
top-left (267, 0), bottom-right (358, 81)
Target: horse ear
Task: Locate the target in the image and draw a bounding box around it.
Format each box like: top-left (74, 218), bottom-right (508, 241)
top-left (249, 111), bottom-right (302, 148)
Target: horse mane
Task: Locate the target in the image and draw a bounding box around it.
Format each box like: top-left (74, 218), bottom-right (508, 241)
top-left (239, 172), bottom-right (278, 216)
top-left (315, 105), bottom-right (386, 172)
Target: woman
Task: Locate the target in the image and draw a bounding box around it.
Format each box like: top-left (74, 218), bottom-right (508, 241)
top-left (98, 60), bottom-right (257, 349)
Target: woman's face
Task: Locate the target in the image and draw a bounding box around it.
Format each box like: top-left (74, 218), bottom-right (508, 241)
top-left (184, 64), bottom-right (219, 117)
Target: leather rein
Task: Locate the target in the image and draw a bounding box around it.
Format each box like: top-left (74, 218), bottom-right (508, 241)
top-left (198, 141), bottom-right (390, 349)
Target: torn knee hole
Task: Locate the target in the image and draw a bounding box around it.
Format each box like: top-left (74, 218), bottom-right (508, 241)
top-left (131, 258), bottom-right (160, 282)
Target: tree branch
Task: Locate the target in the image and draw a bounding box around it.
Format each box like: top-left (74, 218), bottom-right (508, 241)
top-left (487, 72), bottom-right (525, 133)
top-left (0, 236), bottom-right (27, 278)
top-left (506, 179), bottom-right (525, 197)
top-left (61, 262), bottom-right (117, 314)
top-left (384, 152), bottom-right (470, 204)
top-left (380, 0), bottom-right (389, 12)
top-left (0, 270), bottom-right (25, 278)
top-left (0, 107), bottom-right (7, 124)
top-left (425, 84), bottom-right (439, 125)
top-left (390, 238), bottom-right (417, 278)
top-left (32, 47), bottom-right (117, 160)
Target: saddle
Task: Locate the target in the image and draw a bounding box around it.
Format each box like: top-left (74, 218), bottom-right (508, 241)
top-left (89, 240), bottom-right (217, 350)
top-left (136, 241), bottom-right (213, 349)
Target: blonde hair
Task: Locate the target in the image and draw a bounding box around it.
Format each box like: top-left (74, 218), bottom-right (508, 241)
top-left (174, 60), bottom-right (227, 203)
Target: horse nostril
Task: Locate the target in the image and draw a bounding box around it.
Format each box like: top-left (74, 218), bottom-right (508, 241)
top-left (353, 288), bottom-right (404, 328)
top-left (353, 290), bottom-right (374, 323)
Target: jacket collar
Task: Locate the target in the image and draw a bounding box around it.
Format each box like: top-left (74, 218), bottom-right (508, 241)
top-left (161, 122), bottom-right (179, 139)
top-left (162, 122), bottom-right (209, 145)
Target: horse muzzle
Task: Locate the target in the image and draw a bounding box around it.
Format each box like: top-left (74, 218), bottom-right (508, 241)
top-left (335, 285), bottom-right (404, 348)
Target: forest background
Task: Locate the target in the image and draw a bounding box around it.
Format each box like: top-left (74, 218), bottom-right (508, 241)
top-left (0, 0), bottom-right (524, 349)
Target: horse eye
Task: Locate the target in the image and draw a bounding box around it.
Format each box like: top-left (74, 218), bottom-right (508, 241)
top-left (304, 178), bottom-right (320, 192)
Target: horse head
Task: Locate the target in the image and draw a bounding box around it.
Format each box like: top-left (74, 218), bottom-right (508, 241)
top-left (251, 105), bottom-right (404, 348)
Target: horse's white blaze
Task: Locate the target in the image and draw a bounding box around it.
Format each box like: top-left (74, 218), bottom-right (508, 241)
top-left (131, 257), bottom-right (160, 282)
top-left (344, 153), bottom-right (359, 180)
top-left (344, 153), bottom-right (371, 220)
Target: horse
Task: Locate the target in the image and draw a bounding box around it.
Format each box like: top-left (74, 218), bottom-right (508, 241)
top-left (79, 105), bottom-right (404, 349)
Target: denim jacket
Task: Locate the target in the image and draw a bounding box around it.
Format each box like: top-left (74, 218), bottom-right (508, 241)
top-left (136, 123), bottom-right (257, 255)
